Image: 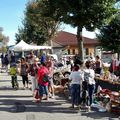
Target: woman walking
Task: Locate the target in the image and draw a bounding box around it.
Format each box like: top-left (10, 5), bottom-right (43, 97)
top-left (20, 57), bottom-right (29, 89)
top-left (29, 58), bottom-right (39, 95)
top-left (69, 64), bottom-right (83, 108)
top-left (46, 56), bottom-right (55, 98)
top-left (84, 61), bottom-right (95, 112)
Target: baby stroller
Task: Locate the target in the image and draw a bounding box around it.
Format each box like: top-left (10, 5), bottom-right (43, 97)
top-left (10, 63), bottom-right (19, 89)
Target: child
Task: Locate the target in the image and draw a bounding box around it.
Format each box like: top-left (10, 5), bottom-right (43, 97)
top-left (9, 63), bottom-right (19, 89)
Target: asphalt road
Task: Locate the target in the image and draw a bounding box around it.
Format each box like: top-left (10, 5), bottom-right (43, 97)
top-left (0, 71), bottom-right (119, 120)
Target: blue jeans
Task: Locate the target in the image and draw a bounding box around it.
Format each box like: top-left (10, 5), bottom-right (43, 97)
top-left (38, 84), bottom-right (48, 97)
top-left (88, 84), bottom-right (95, 106)
top-left (70, 84), bottom-right (80, 107)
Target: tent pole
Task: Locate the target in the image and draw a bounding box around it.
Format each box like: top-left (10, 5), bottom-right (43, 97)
top-left (22, 51), bottom-right (24, 57)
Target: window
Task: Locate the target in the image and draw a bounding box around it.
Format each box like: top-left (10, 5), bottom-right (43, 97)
top-left (72, 49), bottom-right (75, 54)
top-left (68, 49), bottom-right (70, 54)
top-left (86, 48), bottom-right (89, 55)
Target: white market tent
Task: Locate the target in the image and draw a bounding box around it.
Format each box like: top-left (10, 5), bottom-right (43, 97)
top-left (9, 40), bottom-right (52, 51)
top-left (32, 45), bottom-right (52, 50)
top-left (9, 40), bottom-right (32, 51)
top-left (9, 40), bottom-right (52, 57)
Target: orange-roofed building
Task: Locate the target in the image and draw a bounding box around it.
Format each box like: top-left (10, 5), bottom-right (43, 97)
top-left (52, 31), bottom-right (99, 57)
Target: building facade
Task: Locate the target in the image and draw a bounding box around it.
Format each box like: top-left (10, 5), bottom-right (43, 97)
top-left (52, 31), bottom-right (99, 58)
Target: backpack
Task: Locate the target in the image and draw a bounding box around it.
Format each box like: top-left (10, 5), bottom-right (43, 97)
top-left (42, 73), bottom-right (49, 83)
top-left (83, 71), bottom-right (90, 89)
top-left (84, 70), bottom-right (94, 85)
top-left (84, 72), bottom-right (90, 82)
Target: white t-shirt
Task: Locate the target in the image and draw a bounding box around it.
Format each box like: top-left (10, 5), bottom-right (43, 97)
top-left (84, 68), bottom-right (95, 85)
top-left (69, 71), bottom-right (83, 85)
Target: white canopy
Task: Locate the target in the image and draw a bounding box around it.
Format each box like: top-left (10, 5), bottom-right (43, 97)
top-left (32, 45), bottom-right (52, 50)
top-left (9, 40), bottom-right (52, 51)
top-left (9, 40), bottom-right (32, 51)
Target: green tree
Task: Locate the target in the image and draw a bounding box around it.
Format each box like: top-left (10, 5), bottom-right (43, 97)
top-left (0, 27), bottom-right (4, 42)
top-left (0, 27), bottom-right (9, 53)
top-left (15, 26), bottom-right (27, 43)
top-left (97, 15), bottom-right (120, 57)
top-left (15, 0), bottom-right (60, 45)
top-left (41, 0), bottom-right (117, 60)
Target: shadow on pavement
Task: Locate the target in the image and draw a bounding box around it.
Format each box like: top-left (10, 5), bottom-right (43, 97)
top-left (0, 95), bottom-right (32, 98)
top-left (81, 110), bottom-right (119, 120)
top-left (0, 98), bottom-right (119, 120)
top-left (0, 98), bottom-right (77, 114)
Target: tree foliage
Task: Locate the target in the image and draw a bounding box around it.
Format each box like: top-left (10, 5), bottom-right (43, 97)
top-left (15, 26), bottom-right (27, 43)
top-left (0, 27), bottom-right (9, 53)
top-left (41, 0), bottom-right (117, 60)
top-left (0, 27), bottom-right (9, 45)
top-left (42, 0), bottom-right (116, 29)
top-left (0, 27), bottom-right (5, 42)
top-left (15, 0), bottom-right (60, 45)
top-left (97, 15), bottom-right (120, 54)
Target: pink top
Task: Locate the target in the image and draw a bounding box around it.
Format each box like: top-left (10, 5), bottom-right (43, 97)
top-left (46, 60), bottom-right (54, 77)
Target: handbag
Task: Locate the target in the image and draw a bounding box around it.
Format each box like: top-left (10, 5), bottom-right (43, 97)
top-left (42, 73), bottom-right (50, 83)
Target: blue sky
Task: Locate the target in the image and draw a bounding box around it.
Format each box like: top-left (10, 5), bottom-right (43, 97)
top-left (0, 0), bottom-right (96, 46)
top-left (0, 0), bottom-right (27, 45)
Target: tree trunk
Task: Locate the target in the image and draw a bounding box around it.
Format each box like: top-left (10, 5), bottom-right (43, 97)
top-left (76, 26), bottom-right (84, 61)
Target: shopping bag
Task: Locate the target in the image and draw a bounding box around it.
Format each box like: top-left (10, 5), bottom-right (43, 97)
top-left (34, 89), bottom-right (39, 99)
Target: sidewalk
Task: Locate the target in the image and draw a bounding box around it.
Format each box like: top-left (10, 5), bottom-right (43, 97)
top-left (0, 72), bottom-right (119, 120)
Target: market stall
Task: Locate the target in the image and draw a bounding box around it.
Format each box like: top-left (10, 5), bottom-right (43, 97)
top-left (9, 40), bottom-right (52, 51)
top-left (96, 89), bottom-right (120, 113)
top-left (9, 40), bottom-right (32, 56)
top-left (9, 40), bottom-right (52, 56)
top-left (95, 77), bottom-right (120, 92)
top-left (95, 76), bottom-right (120, 114)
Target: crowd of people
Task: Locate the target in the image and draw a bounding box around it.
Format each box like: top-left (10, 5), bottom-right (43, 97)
top-left (0, 51), bottom-right (120, 112)
top-left (1, 51), bottom-right (55, 100)
top-left (69, 54), bottom-right (120, 111)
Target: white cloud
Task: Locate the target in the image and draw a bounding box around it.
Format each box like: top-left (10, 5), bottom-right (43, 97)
top-left (82, 28), bottom-right (96, 38)
top-left (63, 24), bottom-right (97, 39)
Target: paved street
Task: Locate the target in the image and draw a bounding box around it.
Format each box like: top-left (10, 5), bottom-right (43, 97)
top-left (0, 72), bottom-right (119, 120)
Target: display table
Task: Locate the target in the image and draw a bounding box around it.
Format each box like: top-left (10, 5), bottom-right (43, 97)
top-left (95, 77), bottom-right (120, 113)
top-left (97, 89), bottom-right (120, 113)
top-left (95, 77), bottom-right (120, 92)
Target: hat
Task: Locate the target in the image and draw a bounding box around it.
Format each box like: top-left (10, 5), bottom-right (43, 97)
top-left (103, 63), bottom-right (110, 67)
top-left (34, 58), bottom-right (40, 64)
top-left (35, 57), bottom-right (39, 62)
